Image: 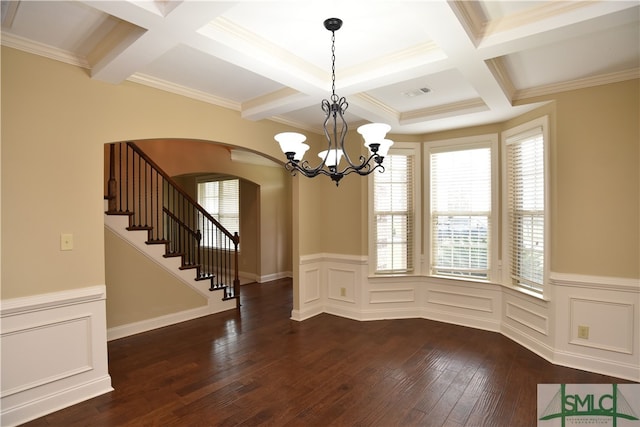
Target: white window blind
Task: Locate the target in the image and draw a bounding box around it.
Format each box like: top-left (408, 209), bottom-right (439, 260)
top-left (506, 127), bottom-right (545, 292)
top-left (430, 147), bottom-right (491, 279)
top-left (197, 179), bottom-right (239, 248)
top-left (373, 154), bottom-right (414, 273)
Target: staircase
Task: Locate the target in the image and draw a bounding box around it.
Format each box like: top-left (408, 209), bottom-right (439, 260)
top-left (105, 142), bottom-right (240, 308)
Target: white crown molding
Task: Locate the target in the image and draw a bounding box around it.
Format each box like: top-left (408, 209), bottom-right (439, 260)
top-left (401, 98), bottom-right (488, 123)
top-left (0, 32), bottom-right (89, 68)
top-left (127, 73), bottom-right (241, 111)
top-left (515, 69), bottom-right (640, 101)
top-left (484, 2), bottom-right (588, 37)
top-left (486, 57), bottom-right (516, 101)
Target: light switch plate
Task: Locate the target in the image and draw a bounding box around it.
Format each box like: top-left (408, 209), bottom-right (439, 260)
top-left (61, 233), bottom-right (73, 251)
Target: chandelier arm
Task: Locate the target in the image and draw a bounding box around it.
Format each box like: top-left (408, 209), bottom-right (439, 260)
top-left (336, 152), bottom-right (384, 176)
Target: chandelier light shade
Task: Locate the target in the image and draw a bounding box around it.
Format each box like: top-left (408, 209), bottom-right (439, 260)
top-left (275, 17), bottom-right (393, 186)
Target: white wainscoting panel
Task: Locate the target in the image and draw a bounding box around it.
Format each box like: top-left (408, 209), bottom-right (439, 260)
top-left (291, 260), bottom-right (323, 320)
top-left (427, 289), bottom-right (494, 313)
top-left (370, 288), bottom-right (415, 304)
top-left (569, 298), bottom-right (634, 354)
top-left (1, 286), bottom-right (112, 426)
top-left (552, 274), bottom-right (639, 381)
top-left (327, 268), bottom-right (356, 303)
top-left (505, 301), bottom-right (549, 336)
top-left (302, 267), bottom-right (321, 304)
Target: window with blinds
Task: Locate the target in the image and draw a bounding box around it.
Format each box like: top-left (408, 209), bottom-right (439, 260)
top-left (197, 179), bottom-right (239, 248)
top-left (505, 125), bottom-right (546, 292)
top-left (430, 146), bottom-right (491, 279)
top-left (372, 153), bottom-right (414, 273)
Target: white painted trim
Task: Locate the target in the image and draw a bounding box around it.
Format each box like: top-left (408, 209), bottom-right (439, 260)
top-left (553, 348), bottom-right (640, 383)
top-left (502, 322), bottom-right (555, 363)
top-left (1, 376), bottom-right (113, 427)
top-left (258, 271), bottom-right (292, 283)
top-left (0, 285), bottom-right (106, 316)
top-left (290, 306), bottom-right (323, 322)
top-left (107, 299), bottom-right (233, 341)
top-left (300, 253), bottom-right (367, 265)
top-left (1, 286), bottom-right (112, 426)
top-left (551, 272), bottom-right (640, 292)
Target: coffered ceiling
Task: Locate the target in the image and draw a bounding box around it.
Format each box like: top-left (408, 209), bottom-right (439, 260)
top-left (2, 1), bottom-right (638, 134)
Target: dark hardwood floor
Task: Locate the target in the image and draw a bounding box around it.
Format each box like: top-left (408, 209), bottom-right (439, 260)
top-left (25, 278), bottom-right (633, 426)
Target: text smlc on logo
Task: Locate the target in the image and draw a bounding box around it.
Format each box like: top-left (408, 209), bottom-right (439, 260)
top-left (564, 392), bottom-right (614, 414)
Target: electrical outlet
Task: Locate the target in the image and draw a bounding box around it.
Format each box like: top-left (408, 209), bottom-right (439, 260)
top-left (577, 325), bottom-right (589, 339)
top-left (340, 287), bottom-right (346, 297)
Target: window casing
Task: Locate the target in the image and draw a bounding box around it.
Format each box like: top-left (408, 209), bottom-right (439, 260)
top-left (425, 136), bottom-right (498, 281)
top-left (197, 178), bottom-right (239, 248)
top-left (369, 143), bottom-right (421, 275)
top-left (502, 117), bottom-right (549, 295)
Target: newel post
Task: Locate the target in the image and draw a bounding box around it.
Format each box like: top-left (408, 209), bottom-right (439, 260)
top-left (107, 143), bottom-right (117, 212)
top-left (234, 232), bottom-right (240, 308)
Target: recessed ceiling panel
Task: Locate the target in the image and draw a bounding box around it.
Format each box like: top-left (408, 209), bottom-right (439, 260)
top-left (3, 0), bottom-right (119, 56)
top-left (365, 69), bottom-right (480, 113)
top-left (478, 1), bottom-right (547, 22)
top-left (502, 19), bottom-right (639, 89)
top-left (220, 1), bottom-right (434, 71)
top-left (278, 102), bottom-right (364, 132)
top-left (139, 44), bottom-right (285, 103)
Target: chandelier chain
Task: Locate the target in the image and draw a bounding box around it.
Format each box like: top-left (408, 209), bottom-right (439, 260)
top-left (331, 31), bottom-right (337, 102)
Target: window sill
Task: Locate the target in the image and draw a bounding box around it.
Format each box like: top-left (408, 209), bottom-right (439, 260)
top-left (499, 283), bottom-right (549, 302)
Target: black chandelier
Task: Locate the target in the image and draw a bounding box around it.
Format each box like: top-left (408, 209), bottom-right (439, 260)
top-left (275, 18), bottom-right (393, 186)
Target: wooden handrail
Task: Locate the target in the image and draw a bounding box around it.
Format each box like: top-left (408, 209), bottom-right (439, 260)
top-left (127, 141), bottom-right (239, 245)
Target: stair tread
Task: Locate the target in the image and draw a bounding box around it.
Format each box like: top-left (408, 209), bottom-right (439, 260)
top-left (147, 239), bottom-right (170, 245)
top-left (127, 225), bottom-right (153, 231)
top-left (105, 210), bottom-right (134, 216)
top-left (163, 252), bottom-right (184, 258)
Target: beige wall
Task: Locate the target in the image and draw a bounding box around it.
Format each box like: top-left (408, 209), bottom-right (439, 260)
top-left (1, 47), bottom-right (294, 300)
top-left (2, 46), bottom-right (638, 308)
top-left (105, 228), bottom-right (206, 327)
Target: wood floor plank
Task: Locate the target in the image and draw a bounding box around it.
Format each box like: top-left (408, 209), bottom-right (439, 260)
top-left (22, 279), bottom-right (636, 427)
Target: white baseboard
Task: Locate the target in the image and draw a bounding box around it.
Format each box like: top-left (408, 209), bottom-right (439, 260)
top-left (108, 295), bottom-right (236, 341)
top-left (1, 286), bottom-right (113, 426)
top-left (258, 271), bottom-right (292, 283)
top-left (290, 306), bottom-right (323, 321)
top-left (552, 348), bottom-right (640, 382)
top-left (422, 308), bottom-right (502, 333)
top-left (1, 376), bottom-right (112, 427)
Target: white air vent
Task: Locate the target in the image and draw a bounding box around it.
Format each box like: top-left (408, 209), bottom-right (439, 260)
top-left (402, 87), bottom-right (431, 98)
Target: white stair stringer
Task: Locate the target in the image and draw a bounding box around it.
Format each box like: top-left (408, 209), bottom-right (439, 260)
top-left (104, 212), bottom-right (237, 314)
